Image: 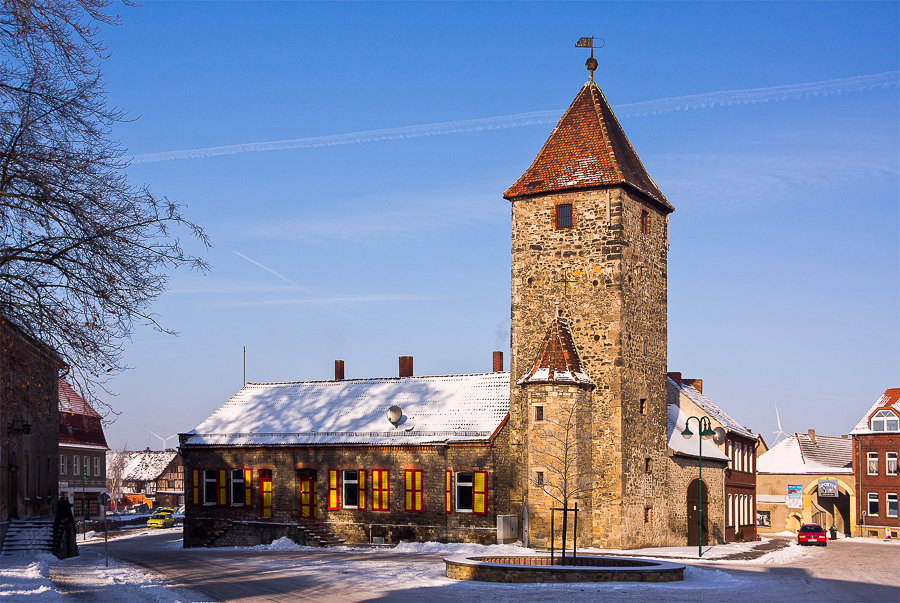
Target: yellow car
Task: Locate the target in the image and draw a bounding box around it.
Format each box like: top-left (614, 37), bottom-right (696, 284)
top-left (146, 512), bottom-right (175, 528)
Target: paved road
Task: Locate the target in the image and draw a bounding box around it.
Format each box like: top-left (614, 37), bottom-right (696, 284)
top-left (82, 530), bottom-right (900, 602)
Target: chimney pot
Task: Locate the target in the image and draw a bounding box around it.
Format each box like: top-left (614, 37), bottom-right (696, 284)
top-left (842, 434), bottom-right (848, 439)
top-left (334, 360), bottom-right (344, 381)
top-left (667, 372), bottom-right (682, 386)
top-left (808, 428), bottom-right (816, 444)
top-left (682, 378), bottom-right (703, 394)
top-left (399, 355), bottom-right (413, 378)
top-left (493, 351), bottom-right (504, 372)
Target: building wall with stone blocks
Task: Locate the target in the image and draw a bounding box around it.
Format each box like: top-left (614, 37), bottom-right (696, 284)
top-left (509, 186), bottom-right (671, 548)
top-left (182, 425), bottom-right (512, 547)
top-left (665, 454), bottom-right (727, 545)
top-left (521, 384), bottom-right (594, 548)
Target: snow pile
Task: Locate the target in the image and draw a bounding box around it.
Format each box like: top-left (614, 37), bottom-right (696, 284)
top-left (683, 565), bottom-right (746, 586)
top-left (251, 537), bottom-right (312, 551)
top-left (0, 554), bottom-right (59, 599)
top-left (392, 540), bottom-right (537, 556)
top-left (748, 540), bottom-right (810, 564)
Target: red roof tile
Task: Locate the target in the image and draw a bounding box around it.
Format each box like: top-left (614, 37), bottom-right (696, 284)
top-left (58, 380), bottom-right (108, 449)
top-left (504, 81), bottom-right (673, 212)
top-left (517, 315), bottom-right (594, 388)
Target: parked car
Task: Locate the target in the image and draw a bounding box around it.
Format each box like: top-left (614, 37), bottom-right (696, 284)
top-left (798, 523), bottom-right (827, 546)
top-left (146, 512), bottom-right (175, 529)
top-left (156, 507), bottom-right (175, 515)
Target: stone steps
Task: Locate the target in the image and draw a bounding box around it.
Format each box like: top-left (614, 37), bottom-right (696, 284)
top-left (1, 520), bottom-right (55, 556)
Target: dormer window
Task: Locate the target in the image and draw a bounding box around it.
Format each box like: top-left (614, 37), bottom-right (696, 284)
top-left (871, 409), bottom-right (899, 432)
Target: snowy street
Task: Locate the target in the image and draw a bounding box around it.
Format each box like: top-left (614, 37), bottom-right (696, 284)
top-left (1, 528), bottom-right (898, 602)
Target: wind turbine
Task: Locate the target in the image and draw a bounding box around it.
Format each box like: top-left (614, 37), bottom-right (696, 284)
top-left (773, 404), bottom-right (788, 445)
top-left (146, 429), bottom-right (178, 451)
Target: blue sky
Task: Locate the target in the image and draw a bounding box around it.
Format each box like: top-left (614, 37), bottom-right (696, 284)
top-left (98, 1), bottom-right (899, 451)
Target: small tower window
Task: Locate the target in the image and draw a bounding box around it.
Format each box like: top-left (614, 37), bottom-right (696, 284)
top-left (536, 471), bottom-right (544, 487)
top-left (555, 204), bottom-right (574, 230)
top-left (645, 458), bottom-right (653, 474)
top-left (644, 506), bottom-right (653, 523)
top-left (535, 405), bottom-right (544, 422)
top-left (639, 399), bottom-right (647, 415)
top-left (640, 210), bottom-right (651, 234)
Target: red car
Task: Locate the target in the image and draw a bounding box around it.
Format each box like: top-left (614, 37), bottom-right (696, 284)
top-left (798, 523), bottom-right (828, 546)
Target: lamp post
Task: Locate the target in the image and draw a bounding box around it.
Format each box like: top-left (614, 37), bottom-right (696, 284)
top-left (82, 463), bottom-right (88, 541)
top-left (681, 415), bottom-right (716, 558)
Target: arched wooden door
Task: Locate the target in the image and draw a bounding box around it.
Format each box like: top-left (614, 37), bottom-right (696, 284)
top-left (687, 478), bottom-right (709, 546)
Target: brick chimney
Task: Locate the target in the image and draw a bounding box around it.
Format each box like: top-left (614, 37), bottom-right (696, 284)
top-left (399, 355), bottom-right (413, 378)
top-left (808, 428), bottom-right (816, 444)
top-left (493, 351), bottom-right (504, 372)
top-left (334, 360), bottom-right (344, 381)
top-left (682, 378), bottom-right (703, 394)
top-left (667, 372), bottom-right (682, 386)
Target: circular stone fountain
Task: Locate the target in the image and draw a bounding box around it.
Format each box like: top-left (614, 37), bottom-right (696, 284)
top-left (444, 554), bottom-right (685, 583)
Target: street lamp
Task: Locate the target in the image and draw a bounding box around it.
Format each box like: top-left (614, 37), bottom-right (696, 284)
top-left (682, 415), bottom-right (716, 558)
top-left (82, 463), bottom-right (88, 541)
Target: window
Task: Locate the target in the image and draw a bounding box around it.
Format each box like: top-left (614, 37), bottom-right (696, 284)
top-left (534, 406), bottom-right (544, 422)
top-left (888, 452), bottom-right (898, 476)
top-left (639, 399), bottom-right (647, 415)
top-left (372, 469), bottom-right (390, 511)
top-left (887, 493), bottom-right (898, 518)
top-left (555, 204), bottom-right (573, 230)
top-left (83, 456), bottom-right (89, 477)
top-left (404, 469), bottom-right (423, 512)
top-left (94, 457), bottom-right (99, 477)
top-left (231, 469), bottom-right (244, 505)
top-left (328, 469), bottom-right (340, 510)
top-left (258, 469), bottom-right (272, 518)
top-left (73, 455), bottom-right (79, 478)
top-left (536, 471), bottom-right (544, 487)
top-left (868, 452), bottom-right (879, 476)
top-left (640, 210), bottom-right (651, 234)
top-left (60, 455), bottom-right (66, 476)
top-left (727, 494), bottom-right (733, 527)
top-left (456, 471), bottom-right (474, 512)
top-left (644, 458), bottom-right (653, 473)
top-left (872, 410), bottom-right (900, 432)
top-left (868, 492), bottom-right (879, 516)
top-left (204, 469), bottom-right (217, 505)
top-left (342, 470), bottom-right (366, 510)
top-left (644, 506), bottom-right (652, 524)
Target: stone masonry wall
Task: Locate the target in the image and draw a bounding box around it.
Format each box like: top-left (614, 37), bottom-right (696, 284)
top-left (182, 432), bottom-right (509, 548)
top-left (509, 186), bottom-right (670, 548)
top-left (666, 455), bottom-right (726, 545)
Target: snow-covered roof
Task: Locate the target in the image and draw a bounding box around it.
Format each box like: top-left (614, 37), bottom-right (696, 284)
top-left (757, 433), bottom-right (852, 474)
top-left (184, 372), bottom-right (510, 447)
top-left (58, 380), bottom-right (108, 450)
top-left (849, 388), bottom-right (900, 435)
top-left (667, 377), bottom-right (755, 440)
top-left (109, 450), bottom-right (180, 482)
top-left (667, 404), bottom-right (730, 462)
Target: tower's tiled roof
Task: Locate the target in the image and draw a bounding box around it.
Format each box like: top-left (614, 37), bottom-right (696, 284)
top-left (517, 316), bottom-right (594, 388)
top-left (504, 81), bottom-right (673, 213)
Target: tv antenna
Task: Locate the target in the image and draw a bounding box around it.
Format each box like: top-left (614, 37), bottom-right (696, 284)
top-left (575, 36), bottom-right (605, 80)
top-left (146, 429), bottom-right (178, 451)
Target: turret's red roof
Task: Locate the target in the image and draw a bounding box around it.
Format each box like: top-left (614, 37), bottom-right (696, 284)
top-left (58, 380), bottom-right (109, 449)
top-left (504, 81), bottom-right (673, 213)
top-left (517, 315), bottom-right (594, 388)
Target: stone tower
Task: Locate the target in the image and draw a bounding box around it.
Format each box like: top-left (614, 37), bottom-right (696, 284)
top-left (505, 66), bottom-right (675, 548)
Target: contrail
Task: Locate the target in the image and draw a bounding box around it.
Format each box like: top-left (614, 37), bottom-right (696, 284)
top-left (232, 250), bottom-right (303, 288)
top-left (131, 71), bottom-right (898, 164)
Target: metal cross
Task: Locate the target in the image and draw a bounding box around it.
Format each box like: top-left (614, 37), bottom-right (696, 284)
top-left (555, 269), bottom-right (577, 298)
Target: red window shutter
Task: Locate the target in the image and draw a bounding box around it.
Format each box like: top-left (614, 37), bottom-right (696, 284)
top-left (192, 469), bottom-right (200, 506)
top-left (328, 469), bottom-right (339, 510)
top-left (473, 471), bottom-right (487, 515)
top-left (244, 468), bottom-right (253, 506)
top-left (358, 470), bottom-right (367, 511)
top-left (445, 470), bottom-right (452, 513)
top-left (217, 468), bottom-right (227, 506)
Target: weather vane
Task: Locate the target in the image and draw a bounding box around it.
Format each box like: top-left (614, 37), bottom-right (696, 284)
top-left (575, 36), bottom-right (605, 80)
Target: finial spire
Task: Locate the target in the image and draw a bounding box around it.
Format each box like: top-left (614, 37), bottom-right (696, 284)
top-left (575, 36), bottom-right (604, 81)
top-left (554, 301), bottom-right (561, 318)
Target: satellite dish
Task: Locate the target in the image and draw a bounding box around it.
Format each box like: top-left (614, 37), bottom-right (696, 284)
top-left (387, 405), bottom-right (402, 425)
top-left (712, 426), bottom-right (726, 445)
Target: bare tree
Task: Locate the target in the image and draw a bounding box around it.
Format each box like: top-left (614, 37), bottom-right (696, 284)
top-left (0, 0), bottom-right (209, 416)
top-left (528, 396), bottom-right (594, 559)
top-left (105, 444), bottom-right (129, 512)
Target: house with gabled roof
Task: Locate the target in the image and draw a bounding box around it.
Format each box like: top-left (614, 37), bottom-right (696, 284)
top-left (756, 429), bottom-right (854, 536)
top-left (107, 449), bottom-right (183, 510)
top-left (849, 387), bottom-right (899, 538)
top-left (58, 380), bottom-right (109, 519)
